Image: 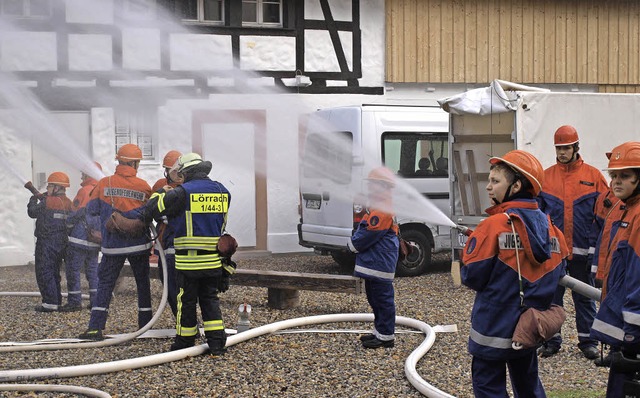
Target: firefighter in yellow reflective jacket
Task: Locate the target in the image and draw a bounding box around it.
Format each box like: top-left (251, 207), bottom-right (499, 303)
top-left (132, 153), bottom-right (232, 354)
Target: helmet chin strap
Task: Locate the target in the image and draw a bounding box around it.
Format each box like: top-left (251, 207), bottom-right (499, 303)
top-left (493, 182), bottom-right (517, 205)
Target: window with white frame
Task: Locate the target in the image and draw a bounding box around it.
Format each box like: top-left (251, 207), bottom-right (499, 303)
top-left (242, 0), bottom-right (281, 27)
top-left (1, 0), bottom-right (51, 17)
top-left (179, 0), bottom-right (223, 24)
top-left (115, 109), bottom-right (157, 161)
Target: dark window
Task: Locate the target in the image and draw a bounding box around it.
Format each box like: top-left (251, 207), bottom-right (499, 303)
top-left (382, 133), bottom-right (449, 178)
top-left (242, 0), bottom-right (281, 26)
top-left (180, 0), bottom-right (223, 24)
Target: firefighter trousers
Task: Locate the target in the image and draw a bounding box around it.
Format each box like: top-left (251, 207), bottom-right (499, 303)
top-left (88, 253), bottom-right (152, 331)
top-left (175, 269), bottom-right (225, 350)
top-left (34, 238), bottom-right (66, 308)
top-left (65, 246), bottom-right (99, 307)
top-left (364, 279), bottom-right (396, 341)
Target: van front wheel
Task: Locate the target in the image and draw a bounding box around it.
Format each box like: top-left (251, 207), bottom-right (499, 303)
top-left (396, 229), bottom-right (432, 277)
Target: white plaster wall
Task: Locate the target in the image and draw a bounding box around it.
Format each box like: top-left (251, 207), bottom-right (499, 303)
top-left (122, 28), bottom-right (162, 70)
top-left (65, 0), bottom-right (114, 24)
top-left (0, 127), bottom-right (35, 266)
top-left (170, 34), bottom-right (234, 71)
top-left (68, 34), bottom-right (113, 71)
top-left (304, 30), bottom-right (353, 72)
top-left (0, 32), bottom-right (57, 71)
top-left (240, 36), bottom-right (296, 71)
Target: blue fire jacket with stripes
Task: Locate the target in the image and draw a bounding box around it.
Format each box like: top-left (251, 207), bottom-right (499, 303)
top-left (538, 155), bottom-right (608, 261)
top-left (27, 193), bottom-right (73, 239)
top-left (590, 195), bottom-right (640, 350)
top-left (348, 208), bottom-right (399, 282)
top-left (85, 164), bottom-right (152, 256)
top-left (461, 199), bottom-right (568, 360)
top-left (132, 176), bottom-right (231, 273)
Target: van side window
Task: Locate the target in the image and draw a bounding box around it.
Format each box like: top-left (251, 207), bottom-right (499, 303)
top-left (302, 131), bottom-right (353, 184)
top-left (381, 133), bottom-right (448, 178)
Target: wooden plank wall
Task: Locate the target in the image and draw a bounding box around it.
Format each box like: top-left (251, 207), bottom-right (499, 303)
top-left (386, 0), bottom-right (640, 92)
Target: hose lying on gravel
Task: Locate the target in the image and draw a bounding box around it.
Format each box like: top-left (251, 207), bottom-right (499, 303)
top-left (0, 383), bottom-right (111, 398)
top-left (0, 226), bottom-right (169, 353)
top-left (0, 313), bottom-right (455, 398)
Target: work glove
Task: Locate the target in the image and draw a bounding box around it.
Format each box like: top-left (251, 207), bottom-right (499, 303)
top-left (217, 258), bottom-right (237, 293)
top-left (106, 212), bottom-right (147, 237)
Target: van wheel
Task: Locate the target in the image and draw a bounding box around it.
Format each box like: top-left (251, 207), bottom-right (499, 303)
top-left (396, 229), bottom-right (432, 277)
top-left (330, 250), bottom-right (356, 271)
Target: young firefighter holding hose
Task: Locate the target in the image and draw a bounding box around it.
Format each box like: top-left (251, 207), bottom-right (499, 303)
top-left (79, 144), bottom-right (153, 340)
top-left (348, 166), bottom-right (400, 349)
top-left (590, 142), bottom-right (640, 397)
top-left (461, 150), bottom-right (568, 397)
top-left (63, 162), bottom-right (102, 312)
top-left (27, 172), bottom-right (74, 312)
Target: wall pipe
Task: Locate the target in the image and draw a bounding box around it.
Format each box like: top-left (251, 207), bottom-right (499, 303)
top-left (0, 226), bottom-right (169, 353)
top-left (0, 313), bottom-right (453, 398)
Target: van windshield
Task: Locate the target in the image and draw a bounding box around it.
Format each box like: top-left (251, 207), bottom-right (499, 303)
top-left (302, 131), bottom-right (353, 184)
top-left (382, 132), bottom-right (448, 178)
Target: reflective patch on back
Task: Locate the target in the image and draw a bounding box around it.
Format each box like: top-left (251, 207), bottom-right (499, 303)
top-left (498, 233), bottom-right (524, 250)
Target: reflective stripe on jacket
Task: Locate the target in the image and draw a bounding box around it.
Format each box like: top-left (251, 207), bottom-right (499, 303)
top-left (170, 179), bottom-right (230, 271)
top-left (591, 196), bottom-right (640, 349)
top-left (461, 199), bottom-right (568, 360)
top-left (348, 209), bottom-right (399, 282)
top-left (27, 194), bottom-right (73, 239)
top-left (538, 156), bottom-right (608, 260)
top-left (67, 177), bottom-right (100, 250)
top-left (86, 164), bottom-right (152, 255)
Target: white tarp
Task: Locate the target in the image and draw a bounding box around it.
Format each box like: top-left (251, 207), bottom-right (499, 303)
top-left (437, 79), bottom-right (549, 116)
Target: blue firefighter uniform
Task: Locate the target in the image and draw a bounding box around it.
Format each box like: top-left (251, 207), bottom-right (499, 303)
top-left (348, 208), bottom-right (399, 342)
top-left (462, 199), bottom-right (568, 397)
top-left (591, 195), bottom-right (640, 397)
top-left (538, 154), bottom-right (608, 351)
top-left (131, 164), bottom-right (231, 353)
top-left (65, 175), bottom-right (100, 309)
top-left (84, 164), bottom-right (152, 333)
top-left (27, 193), bottom-right (74, 310)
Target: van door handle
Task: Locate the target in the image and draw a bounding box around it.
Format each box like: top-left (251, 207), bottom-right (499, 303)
top-left (322, 191), bottom-right (330, 201)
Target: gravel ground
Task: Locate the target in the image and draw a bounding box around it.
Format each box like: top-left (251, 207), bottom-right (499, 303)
top-left (0, 252), bottom-right (609, 397)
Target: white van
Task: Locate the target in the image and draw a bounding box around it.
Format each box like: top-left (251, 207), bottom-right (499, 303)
top-left (297, 104), bottom-right (451, 276)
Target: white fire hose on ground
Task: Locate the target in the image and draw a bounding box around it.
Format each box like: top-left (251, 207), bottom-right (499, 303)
top-left (0, 313), bottom-right (454, 398)
top-left (0, 225), bottom-right (169, 353)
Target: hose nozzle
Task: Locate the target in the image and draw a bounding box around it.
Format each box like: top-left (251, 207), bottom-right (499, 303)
top-left (24, 181), bottom-right (42, 197)
top-left (455, 225), bottom-right (473, 237)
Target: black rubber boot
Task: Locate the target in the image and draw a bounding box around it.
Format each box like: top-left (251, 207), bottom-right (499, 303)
top-left (206, 332), bottom-right (227, 356)
top-left (170, 336), bottom-right (195, 351)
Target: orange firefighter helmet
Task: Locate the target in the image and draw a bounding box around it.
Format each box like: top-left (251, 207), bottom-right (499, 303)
top-left (162, 150), bottom-right (182, 169)
top-left (604, 142), bottom-right (640, 170)
top-left (489, 150), bottom-right (544, 196)
top-left (116, 144), bottom-right (143, 161)
top-left (554, 125), bottom-right (579, 146)
top-left (47, 172), bottom-right (70, 188)
top-left (366, 166), bottom-right (396, 188)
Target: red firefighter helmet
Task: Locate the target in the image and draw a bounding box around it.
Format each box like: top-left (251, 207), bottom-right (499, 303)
top-left (47, 172), bottom-right (70, 187)
top-left (365, 166), bottom-right (396, 187)
top-left (162, 150), bottom-right (182, 169)
top-left (604, 142), bottom-right (640, 170)
top-left (554, 125), bottom-right (579, 146)
top-left (116, 144), bottom-right (143, 161)
top-left (489, 150), bottom-right (544, 196)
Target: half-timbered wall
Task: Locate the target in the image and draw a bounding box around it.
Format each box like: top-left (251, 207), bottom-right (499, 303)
top-left (386, 0), bottom-right (640, 92)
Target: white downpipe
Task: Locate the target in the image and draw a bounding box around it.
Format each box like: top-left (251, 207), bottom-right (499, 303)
top-left (0, 313), bottom-right (453, 397)
top-left (0, 227), bottom-right (169, 353)
top-left (0, 384), bottom-right (111, 398)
